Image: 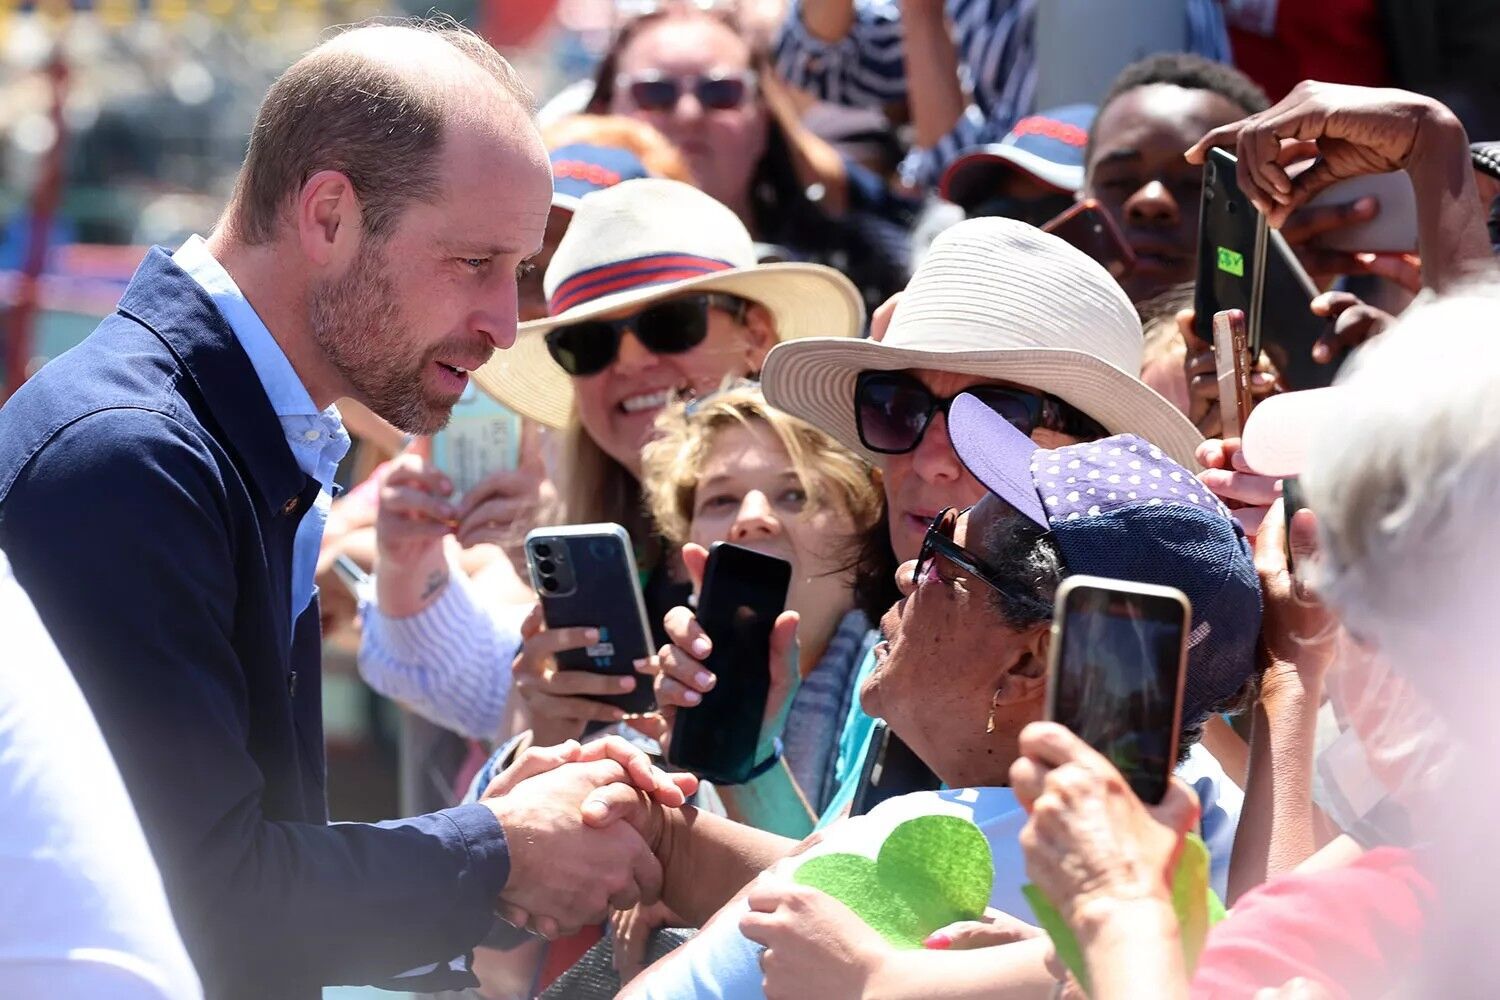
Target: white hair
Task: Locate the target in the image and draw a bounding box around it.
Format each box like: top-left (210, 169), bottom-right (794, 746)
top-left (1303, 285), bottom-right (1500, 741)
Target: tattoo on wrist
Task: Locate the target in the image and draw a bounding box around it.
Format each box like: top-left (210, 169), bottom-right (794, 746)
top-left (420, 569), bottom-right (448, 602)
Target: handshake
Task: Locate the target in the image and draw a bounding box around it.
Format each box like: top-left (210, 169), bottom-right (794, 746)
top-left (477, 735), bottom-right (698, 939)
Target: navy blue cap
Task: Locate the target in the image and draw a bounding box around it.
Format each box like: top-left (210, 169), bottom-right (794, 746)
top-left (940, 104), bottom-right (1096, 210)
top-left (550, 143), bottom-right (652, 212)
top-left (949, 392), bottom-right (1262, 725)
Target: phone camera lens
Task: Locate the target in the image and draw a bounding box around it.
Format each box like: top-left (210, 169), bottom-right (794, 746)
top-left (541, 577), bottom-right (559, 593)
top-left (533, 543), bottom-right (552, 558)
top-left (538, 559), bottom-right (555, 575)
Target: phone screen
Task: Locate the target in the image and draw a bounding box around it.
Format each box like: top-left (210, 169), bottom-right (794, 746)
top-left (1050, 583), bottom-right (1188, 805)
top-left (667, 543), bottom-right (791, 785)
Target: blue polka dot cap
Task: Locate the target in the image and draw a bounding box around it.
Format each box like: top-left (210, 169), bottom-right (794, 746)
top-left (949, 392), bottom-right (1263, 725)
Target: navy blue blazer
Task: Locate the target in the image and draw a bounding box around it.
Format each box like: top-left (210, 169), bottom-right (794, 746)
top-left (0, 249), bottom-right (510, 999)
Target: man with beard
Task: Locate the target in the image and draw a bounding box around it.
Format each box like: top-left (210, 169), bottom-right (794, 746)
top-left (0, 21), bottom-right (694, 1000)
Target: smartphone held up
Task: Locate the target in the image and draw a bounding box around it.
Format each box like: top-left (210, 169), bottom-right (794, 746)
top-left (1046, 575), bottom-right (1190, 805)
top-left (666, 542), bottom-right (791, 785)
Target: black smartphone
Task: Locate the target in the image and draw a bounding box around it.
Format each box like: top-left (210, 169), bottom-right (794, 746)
top-left (1196, 147), bottom-right (1336, 391)
top-left (1282, 477), bottom-right (1308, 573)
top-left (666, 542), bottom-right (791, 784)
top-left (849, 720), bottom-right (943, 817)
top-left (524, 523), bottom-right (656, 715)
top-left (1046, 575), bottom-right (1191, 805)
top-left (1042, 198), bottom-right (1137, 282)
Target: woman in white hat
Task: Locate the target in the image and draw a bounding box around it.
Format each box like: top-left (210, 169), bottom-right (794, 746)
top-left (362, 177), bottom-right (862, 750)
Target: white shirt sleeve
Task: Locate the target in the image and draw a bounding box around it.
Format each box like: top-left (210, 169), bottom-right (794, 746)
top-left (357, 565), bottom-right (528, 741)
top-left (0, 551), bottom-right (203, 1000)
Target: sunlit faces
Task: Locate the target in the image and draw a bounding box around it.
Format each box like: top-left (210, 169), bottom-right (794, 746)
top-left (861, 496), bottom-right (1047, 776)
top-left (312, 118), bottom-right (552, 435)
top-left (610, 14), bottom-right (768, 214)
top-left (1084, 84), bottom-right (1247, 304)
top-left (686, 420), bottom-right (856, 617)
top-left (571, 297), bottom-right (773, 478)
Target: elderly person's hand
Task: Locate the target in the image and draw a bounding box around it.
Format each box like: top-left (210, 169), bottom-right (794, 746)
top-left (1186, 82), bottom-right (1456, 226)
top-left (640, 542), bottom-right (801, 762)
top-left (740, 881), bottom-right (894, 1000)
top-left (1009, 722), bottom-right (1200, 936)
top-left (511, 603), bottom-right (649, 746)
top-left (923, 909), bottom-right (1042, 950)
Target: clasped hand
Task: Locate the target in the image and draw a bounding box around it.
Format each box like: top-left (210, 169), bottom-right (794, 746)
top-left (478, 735), bottom-right (697, 939)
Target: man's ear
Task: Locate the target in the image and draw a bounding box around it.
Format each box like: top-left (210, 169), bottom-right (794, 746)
top-left (297, 169), bottom-right (362, 268)
top-left (743, 303), bottom-right (778, 368)
top-left (993, 623), bottom-right (1051, 705)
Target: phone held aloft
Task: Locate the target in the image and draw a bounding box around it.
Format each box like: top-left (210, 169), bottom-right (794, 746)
top-left (1042, 198), bottom-right (1136, 281)
top-left (1213, 309), bottom-right (1254, 439)
top-left (429, 381), bottom-right (523, 499)
top-left (524, 523), bottom-right (656, 715)
top-left (666, 542), bottom-right (791, 785)
top-left (1046, 575), bottom-right (1191, 806)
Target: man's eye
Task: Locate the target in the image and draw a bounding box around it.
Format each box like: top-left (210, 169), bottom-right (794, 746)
top-left (461, 258), bottom-right (490, 270)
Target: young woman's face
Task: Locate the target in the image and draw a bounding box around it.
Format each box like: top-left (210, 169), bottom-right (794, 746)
top-left (570, 295), bottom-right (773, 478)
top-left (687, 420), bottom-right (857, 616)
top-left (611, 15), bottom-right (769, 212)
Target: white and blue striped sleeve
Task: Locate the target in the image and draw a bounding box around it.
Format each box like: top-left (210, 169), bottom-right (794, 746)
top-left (356, 567), bottom-right (526, 742)
top-left (773, 0), bottom-right (910, 108)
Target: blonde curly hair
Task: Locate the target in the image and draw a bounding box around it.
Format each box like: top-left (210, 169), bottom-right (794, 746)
top-left (641, 383), bottom-right (883, 549)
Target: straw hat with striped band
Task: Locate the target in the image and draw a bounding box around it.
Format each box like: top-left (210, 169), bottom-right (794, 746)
top-left (761, 216), bottom-right (1204, 468)
top-left (471, 178), bottom-right (864, 428)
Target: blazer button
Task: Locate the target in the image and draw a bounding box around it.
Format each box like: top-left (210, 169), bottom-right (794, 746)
top-left (281, 497), bottom-right (300, 516)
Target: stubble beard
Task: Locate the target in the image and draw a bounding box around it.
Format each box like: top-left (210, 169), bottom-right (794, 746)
top-left (309, 239), bottom-right (450, 436)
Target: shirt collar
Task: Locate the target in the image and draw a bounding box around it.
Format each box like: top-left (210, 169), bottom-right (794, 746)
top-left (173, 235), bottom-right (324, 422)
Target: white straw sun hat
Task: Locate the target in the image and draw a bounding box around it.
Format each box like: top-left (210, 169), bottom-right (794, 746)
top-left (471, 178), bottom-right (864, 428)
top-left (761, 216), bottom-right (1204, 468)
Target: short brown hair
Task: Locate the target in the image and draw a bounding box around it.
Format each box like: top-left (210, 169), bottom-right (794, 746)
top-left (229, 19), bottom-right (536, 246)
top-left (641, 383), bottom-right (883, 549)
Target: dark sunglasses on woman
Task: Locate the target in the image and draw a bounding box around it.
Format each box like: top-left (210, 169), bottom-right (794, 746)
top-left (854, 370), bottom-right (1108, 455)
top-left (617, 70), bottom-right (758, 112)
top-left (545, 293), bottom-right (750, 377)
top-left (914, 506), bottom-right (1012, 596)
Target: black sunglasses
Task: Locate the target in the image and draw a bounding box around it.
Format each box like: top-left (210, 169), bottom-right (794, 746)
top-left (854, 370), bottom-right (1107, 454)
top-left (915, 507), bottom-right (1014, 597)
top-left (617, 70), bottom-right (757, 112)
top-left (545, 293), bottom-right (749, 377)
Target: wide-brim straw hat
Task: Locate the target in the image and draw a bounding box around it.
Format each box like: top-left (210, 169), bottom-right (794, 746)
top-left (761, 216), bottom-right (1204, 468)
top-left (472, 178), bottom-right (864, 428)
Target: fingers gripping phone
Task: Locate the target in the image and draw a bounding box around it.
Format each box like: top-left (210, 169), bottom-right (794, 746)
top-left (1212, 309), bottom-right (1253, 439)
top-left (666, 543), bottom-right (791, 785)
top-left (524, 524), bottom-right (656, 715)
top-left (1196, 147), bottom-right (1338, 391)
top-left (1046, 576), bottom-right (1191, 805)
top-left (1042, 199), bottom-right (1137, 281)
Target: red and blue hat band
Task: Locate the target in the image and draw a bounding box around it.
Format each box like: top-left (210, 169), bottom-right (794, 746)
top-left (548, 253), bottom-right (737, 316)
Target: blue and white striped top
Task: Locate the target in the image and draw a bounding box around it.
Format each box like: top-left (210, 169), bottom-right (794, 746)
top-left (774, 0), bottom-right (1231, 187)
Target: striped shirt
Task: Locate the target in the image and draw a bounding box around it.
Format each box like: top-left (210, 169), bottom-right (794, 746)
top-left (774, 0), bottom-right (1231, 187)
top-left (357, 566), bottom-right (528, 742)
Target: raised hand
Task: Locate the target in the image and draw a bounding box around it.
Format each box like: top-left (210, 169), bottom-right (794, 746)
top-left (511, 603), bottom-right (646, 746)
top-left (1186, 82), bottom-right (1458, 227)
top-left (452, 420), bottom-right (552, 551)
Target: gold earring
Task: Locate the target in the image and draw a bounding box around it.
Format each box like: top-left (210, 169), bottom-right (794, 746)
top-left (986, 688), bottom-right (1002, 735)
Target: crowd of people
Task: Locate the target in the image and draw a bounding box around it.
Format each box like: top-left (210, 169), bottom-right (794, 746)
top-left (2, 4), bottom-right (1499, 999)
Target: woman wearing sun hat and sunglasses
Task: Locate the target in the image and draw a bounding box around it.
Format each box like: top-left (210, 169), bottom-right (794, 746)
top-left (654, 216), bottom-right (1247, 893)
top-left (363, 177), bottom-right (862, 754)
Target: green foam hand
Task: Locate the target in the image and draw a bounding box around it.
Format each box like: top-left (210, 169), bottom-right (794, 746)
top-left (1021, 832), bottom-right (1227, 998)
top-left (792, 815), bottom-right (994, 950)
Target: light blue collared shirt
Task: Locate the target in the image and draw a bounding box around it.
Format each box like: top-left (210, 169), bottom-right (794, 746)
top-left (173, 236), bottom-right (350, 628)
